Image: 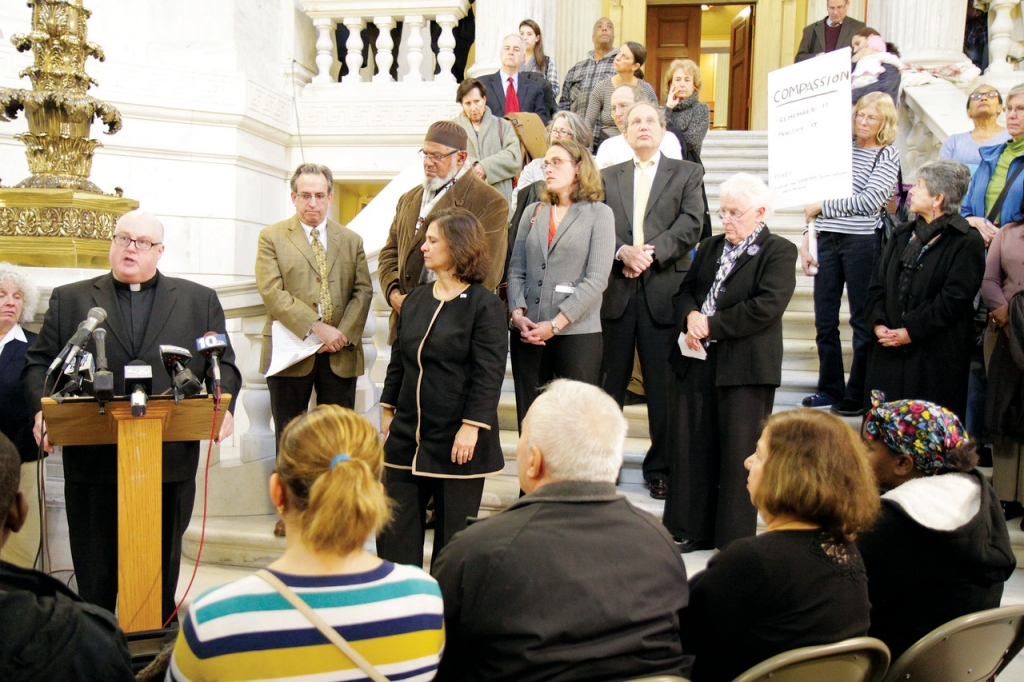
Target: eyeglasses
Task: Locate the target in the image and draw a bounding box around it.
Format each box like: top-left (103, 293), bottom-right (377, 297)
top-left (418, 149), bottom-right (458, 163)
top-left (541, 158), bottom-right (578, 170)
top-left (1005, 105), bottom-right (1024, 116)
top-left (112, 234), bottom-right (161, 251)
top-left (550, 127), bottom-right (573, 139)
top-left (296, 192), bottom-right (330, 204)
top-left (854, 113), bottom-right (880, 124)
top-left (970, 91), bottom-right (1000, 101)
top-left (716, 206), bottom-right (755, 223)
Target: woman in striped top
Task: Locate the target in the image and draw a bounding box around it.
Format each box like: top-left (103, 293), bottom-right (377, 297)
top-left (520, 19), bottom-right (559, 101)
top-left (167, 405), bottom-right (445, 682)
top-left (800, 92), bottom-right (900, 417)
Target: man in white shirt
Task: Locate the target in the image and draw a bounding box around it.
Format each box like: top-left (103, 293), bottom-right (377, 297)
top-left (596, 84), bottom-right (682, 169)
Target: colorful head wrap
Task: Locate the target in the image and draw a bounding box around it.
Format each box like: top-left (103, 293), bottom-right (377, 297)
top-left (863, 390), bottom-right (968, 474)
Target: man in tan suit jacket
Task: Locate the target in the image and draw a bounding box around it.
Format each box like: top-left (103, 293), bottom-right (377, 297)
top-left (379, 120), bottom-right (508, 344)
top-left (256, 163), bottom-right (373, 446)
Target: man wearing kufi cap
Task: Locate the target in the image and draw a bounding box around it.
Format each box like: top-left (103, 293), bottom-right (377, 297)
top-left (379, 120), bottom-right (508, 344)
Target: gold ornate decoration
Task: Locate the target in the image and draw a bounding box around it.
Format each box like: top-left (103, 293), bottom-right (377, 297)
top-left (0, 1), bottom-right (137, 268)
top-left (0, 0), bottom-right (122, 191)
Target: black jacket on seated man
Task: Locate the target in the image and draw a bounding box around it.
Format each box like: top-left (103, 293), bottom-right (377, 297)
top-left (479, 71), bottom-right (550, 124)
top-left (432, 480), bottom-right (693, 681)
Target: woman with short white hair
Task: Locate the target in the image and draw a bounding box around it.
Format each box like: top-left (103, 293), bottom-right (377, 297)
top-left (663, 173), bottom-right (798, 552)
top-left (0, 262), bottom-right (42, 568)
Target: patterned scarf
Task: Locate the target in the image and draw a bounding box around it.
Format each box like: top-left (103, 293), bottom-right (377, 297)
top-left (863, 390), bottom-right (969, 474)
top-left (701, 224), bottom-right (764, 316)
top-left (896, 214), bottom-right (947, 313)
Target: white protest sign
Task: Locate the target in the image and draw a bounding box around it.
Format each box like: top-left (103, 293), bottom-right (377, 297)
top-left (768, 48), bottom-right (853, 210)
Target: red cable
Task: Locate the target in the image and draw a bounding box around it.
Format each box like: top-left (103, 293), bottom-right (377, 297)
top-left (162, 395), bottom-right (220, 629)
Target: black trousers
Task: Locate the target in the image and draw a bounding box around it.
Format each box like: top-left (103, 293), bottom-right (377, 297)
top-left (376, 467), bottom-right (485, 570)
top-left (662, 345), bottom-right (775, 549)
top-left (267, 352), bottom-right (356, 449)
top-left (602, 286), bottom-right (675, 481)
top-left (65, 478), bottom-right (195, 621)
top-left (509, 332), bottom-right (603, 429)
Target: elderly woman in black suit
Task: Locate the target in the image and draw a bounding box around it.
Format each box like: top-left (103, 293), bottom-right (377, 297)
top-left (0, 262), bottom-right (40, 568)
top-left (663, 173), bottom-right (797, 552)
top-left (863, 158), bottom-right (986, 421)
top-left (377, 207), bottom-right (507, 568)
top-left (507, 139), bottom-right (615, 426)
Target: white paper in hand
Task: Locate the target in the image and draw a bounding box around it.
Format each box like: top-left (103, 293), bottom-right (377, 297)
top-left (677, 332), bottom-right (708, 360)
top-left (267, 320), bottom-right (324, 376)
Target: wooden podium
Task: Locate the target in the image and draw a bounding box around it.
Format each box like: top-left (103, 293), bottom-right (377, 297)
top-left (41, 393), bottom-right (231, 632)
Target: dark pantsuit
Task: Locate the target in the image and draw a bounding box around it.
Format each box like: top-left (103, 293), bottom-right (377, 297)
top-left (65, 478), bottom-right (195, 621)
top-left (376, 467), bottom-right (485, 569)
top-left (602, 286), bottom-right (675, 481)
top-left (662, 345), bottom-right (775, 549)
top-left (813, 231), bottom-right (879, 403)
top-left (267, 352), bottom-right (356, 447)
top-left (510, 332), bottom-right (603, 429)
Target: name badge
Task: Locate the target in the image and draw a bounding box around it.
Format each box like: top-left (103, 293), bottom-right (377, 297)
top-left (554, 283), bottom-right (575, 294)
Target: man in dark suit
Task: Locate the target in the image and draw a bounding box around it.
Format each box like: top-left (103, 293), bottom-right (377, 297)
top-left (379, 120), bottom-right (508, 344)
top-left (601, 102), bottom-right (705, 500)
top-left (478, 35), bottom-right (550, 124)
top-left (22, 210), bottom-right (241, 619)
top-left (255, 164), bottom-right (373, 450)
top-left (795, 0), bottom-right (865, 62)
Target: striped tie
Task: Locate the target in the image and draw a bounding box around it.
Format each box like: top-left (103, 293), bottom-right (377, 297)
top-left (310, 227), bottom-right (334, 325)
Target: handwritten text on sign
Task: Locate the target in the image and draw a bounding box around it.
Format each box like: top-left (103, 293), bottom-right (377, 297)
top-left (768, 48), bottom-right (853, 210)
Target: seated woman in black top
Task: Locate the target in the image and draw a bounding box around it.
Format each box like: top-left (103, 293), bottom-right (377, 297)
top-left (683, 409), bottom-right (880, 682)
top-left (857, 390), bottom-right (1015, 660)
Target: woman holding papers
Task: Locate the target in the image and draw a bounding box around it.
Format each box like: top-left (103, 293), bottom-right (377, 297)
top-left (799, 91), bottom-right (900, 417)
top-left (662, 173), bottom-right (796, 553)
top-left (376, 207), bottom-right (507, 568)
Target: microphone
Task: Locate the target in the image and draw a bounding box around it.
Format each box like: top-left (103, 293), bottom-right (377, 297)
top-left (196, 332), bottom-right (228, 400)
top-left (92, 328), bottom-right (114, 408)
top-left (123, 360), bottom-right (153, 417)
top-left (76, 352), bottom-right (95, 385)
top-left (48, 307), bottom-right (107, 374)
top-left (160, 345), bottom-right (203, 403)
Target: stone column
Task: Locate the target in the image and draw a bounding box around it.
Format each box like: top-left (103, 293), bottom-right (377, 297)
top-left (342, 16), bottom-right (367, 83)
top-left (466, 0), bottom-right (552, 78)
top-left (556, 0), bottom-right (602, 79)
top-left (312, 17), bottom-right (338, 84)
top-left (868, 0), bottom-right (967, 67)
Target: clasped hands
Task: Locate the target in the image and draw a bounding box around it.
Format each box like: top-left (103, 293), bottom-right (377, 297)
top-left (619, 244), bottom-right (655, 278)
top-left (313, 320), bottom-right (348, 354)
top-left (511, 308), bottom-right (560, 345)
top-left (874, 325), bottom-right (911, 347)
top-left (684, 310), bottom-right (709, 351)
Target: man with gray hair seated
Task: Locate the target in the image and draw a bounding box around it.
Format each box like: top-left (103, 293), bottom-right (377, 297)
top-left (478, 34), bottom-right (550, 123)
top-left (432, 379), bottom-right (693, 681)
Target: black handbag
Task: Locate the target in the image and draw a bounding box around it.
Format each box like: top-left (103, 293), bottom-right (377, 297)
top-left (873, 149), bottom-right (908, 246)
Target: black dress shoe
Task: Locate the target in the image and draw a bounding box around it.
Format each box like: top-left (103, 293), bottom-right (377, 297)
top-left (675, 538), bottom-right (714, 553)
top-left (648, 479), bottom-right (668, 499)
top-left (831, 400), bottom-right (866, 417)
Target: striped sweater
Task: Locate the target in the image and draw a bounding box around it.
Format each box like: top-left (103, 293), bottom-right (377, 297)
top-left (167, 561), bottom-right (444, 682)
top-left (818, 143), bottom-right (900, 235)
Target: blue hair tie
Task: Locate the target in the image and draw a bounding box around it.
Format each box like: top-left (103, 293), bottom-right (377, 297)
top-left (330, 454), bottom-right (351, 468)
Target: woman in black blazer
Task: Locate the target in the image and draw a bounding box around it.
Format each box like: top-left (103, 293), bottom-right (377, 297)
top-left (507, 139), bottom-right (615, 426)
top-left (377, 208), bottom-right (507, 568)
top-left (0, 262), bottom-right (41, 568)
top-left (663, 174), bottom-right (797, 552)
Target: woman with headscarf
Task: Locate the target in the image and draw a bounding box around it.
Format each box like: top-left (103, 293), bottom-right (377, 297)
top-left (858, 391), bottom-right (1015, 660)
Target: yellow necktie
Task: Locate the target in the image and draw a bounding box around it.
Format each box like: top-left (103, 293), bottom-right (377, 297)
top-left (633, 161), bottom-right (653, 246)
top-left (310, 227), bottom-right (334, 326)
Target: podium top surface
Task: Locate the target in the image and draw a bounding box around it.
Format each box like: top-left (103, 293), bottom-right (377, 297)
top-left (41, 394), bottom-right (232, 446)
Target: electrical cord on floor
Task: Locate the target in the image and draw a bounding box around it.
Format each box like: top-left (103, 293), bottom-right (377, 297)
top-left (161, 395), bottom-right (221, 629)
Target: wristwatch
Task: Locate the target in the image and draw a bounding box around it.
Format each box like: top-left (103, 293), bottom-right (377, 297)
top-left (550, 320), bottom-right (561, 335)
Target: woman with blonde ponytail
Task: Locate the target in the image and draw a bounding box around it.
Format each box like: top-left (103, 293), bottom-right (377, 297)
top-left (167, 405), bottom-right (445, 682)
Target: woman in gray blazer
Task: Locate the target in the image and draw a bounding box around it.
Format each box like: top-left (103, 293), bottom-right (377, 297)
top-left (508, 139), bottom-right (615, 426)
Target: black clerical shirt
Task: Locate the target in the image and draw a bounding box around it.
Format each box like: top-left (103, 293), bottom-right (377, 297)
top-left (113, 273), bottom-right (158, 357)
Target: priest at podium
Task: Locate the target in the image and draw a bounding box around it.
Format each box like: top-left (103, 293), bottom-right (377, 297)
top-left (21, 209), bottom-right (241, 621)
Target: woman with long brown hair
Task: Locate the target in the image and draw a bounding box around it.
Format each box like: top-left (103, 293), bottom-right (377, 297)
top-left (507, 139), bottom-right (615, 426)
top-left (520, 19), bottom-right (559, 100)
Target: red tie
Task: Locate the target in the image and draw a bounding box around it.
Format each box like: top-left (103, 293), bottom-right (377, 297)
top-left (505, 76), bottom-right (520, 114)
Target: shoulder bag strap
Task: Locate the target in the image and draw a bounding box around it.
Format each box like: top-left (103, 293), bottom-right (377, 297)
top-left (987, 158), bottom-right (1024, 225)
top-left (528, 202), bottom-right (543, 231)
top-left (255, 569), bottom-right (390, 682)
